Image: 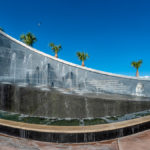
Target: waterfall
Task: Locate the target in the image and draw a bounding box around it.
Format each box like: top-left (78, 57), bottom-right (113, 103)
top-left (75, 68), bottom-right (78, 89)
top-left (84, 72), bottom-right (87, 91)
top-left (62, 65), bottom-right (65, 88)
top-left (41, 61), bottom-right (44, 85)
top-left (26, 54), bottom-right (32, 84)
top-left (20, 129), bottom-right (27, 138)
top-left (23, 55), bottom-right (27, 84)
top-left (10, 53), bottom-right (16, 83)
top-left (69, 67), bottom-right (72, 90)
top-left (62, 65), bottom-right (65, 76)
top-left (44, 58), bottom-right (48, 85)
top-left (56, 63), bottom-right (60, 85)
top-left (85, 97), bottom-right (90, 118)
top-left (41, 58), bottom-right (48, 85)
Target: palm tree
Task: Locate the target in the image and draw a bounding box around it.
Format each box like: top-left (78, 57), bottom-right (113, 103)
top-left (76, 52), bottom-right (89, 66)
top-left (20, 32), bottom-right (37, 47)
top-left (131, 60), bottom-right (143, 77)
top-left (0, 27), bottom-right (4, 32)
top-left (49, 43), bottom-right (62, 58)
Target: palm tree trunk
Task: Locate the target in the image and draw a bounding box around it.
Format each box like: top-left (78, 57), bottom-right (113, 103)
top-left (82, 61), bottom-right (85, 66)
top-left (55, 53), bottom-right (58, 58)
top-left (136, 69), bottom-right (139, 77)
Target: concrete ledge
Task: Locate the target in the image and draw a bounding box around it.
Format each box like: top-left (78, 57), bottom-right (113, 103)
top-left (0, 116), bottom-right (150, 143)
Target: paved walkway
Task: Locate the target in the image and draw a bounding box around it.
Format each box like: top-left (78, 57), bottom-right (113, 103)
top-left (0, 130), bottom-right (150, 150)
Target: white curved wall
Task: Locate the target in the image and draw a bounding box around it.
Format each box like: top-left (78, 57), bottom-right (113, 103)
top-left (0, 31), bottom-right (150, 97)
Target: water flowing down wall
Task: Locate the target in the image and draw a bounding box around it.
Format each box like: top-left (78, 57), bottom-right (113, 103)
top-left (0, 31), bottom-right (150, 119)
top-left (0, 31), bottom-right (150, 97)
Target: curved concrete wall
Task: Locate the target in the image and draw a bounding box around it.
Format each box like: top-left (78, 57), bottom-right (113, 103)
top-left (0, 31), bottom-right (150, 97)
top-left (1, 83), bottom-right (150, 119)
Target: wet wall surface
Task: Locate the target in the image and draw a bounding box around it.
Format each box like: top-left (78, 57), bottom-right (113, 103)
top-left (0, 32), bottom-right (150, 120)
top-left (0, 83), bottom-right (150, 119)
top-left (0, 32), bottom-right (150, 97)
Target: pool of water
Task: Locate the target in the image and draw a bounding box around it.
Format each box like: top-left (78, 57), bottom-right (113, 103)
top-left (0, 109), bottom-right (150, 126)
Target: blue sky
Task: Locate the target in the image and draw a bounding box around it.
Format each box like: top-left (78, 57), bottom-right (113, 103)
top-left (0, 0), bottom-right (150, 76)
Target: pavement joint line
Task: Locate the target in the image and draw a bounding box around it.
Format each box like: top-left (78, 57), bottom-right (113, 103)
top-left (117, 139), bottom-right (122, 150)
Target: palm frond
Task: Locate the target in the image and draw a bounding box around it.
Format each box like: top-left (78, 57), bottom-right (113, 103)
top-left (49, 43), bottom-right (54, 47)
top-left (76, 51), bottom-right (89, 61)
top-left (20, 34), bottom-right (26, 40)
top-left (49, 43), bottom-right (62, 54)
top-left (131, 60), bottom-right (143, 69)
top-left (20, 32), bottom-right (37, 46)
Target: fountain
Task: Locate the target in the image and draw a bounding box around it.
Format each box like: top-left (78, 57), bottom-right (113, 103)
top-left (0, 30), bottom-right (150, 143)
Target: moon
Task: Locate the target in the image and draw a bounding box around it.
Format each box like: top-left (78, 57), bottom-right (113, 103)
top-left (37, 22), bottom-right (41, 27)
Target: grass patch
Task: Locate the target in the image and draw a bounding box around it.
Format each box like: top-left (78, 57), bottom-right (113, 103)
top-left (0, 113), bottom-right (20, 121)
top-left (84, 118), bottom-right (107, 125)
top-left (20, 117), bottom-right (49, 124)
top-left (1, 110), bottom-right (150, 126)
top-left (50, 119), bottom-right (80, 126)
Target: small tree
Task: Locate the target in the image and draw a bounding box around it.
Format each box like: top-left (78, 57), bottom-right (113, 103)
top-left (131, 60), bottom-right (143, 77)
top-left (49, 43), bottom-right (62, 58)
top-left (76, 52), bottom-right (89, 66)
top-left (20, 32), bottom-right (37, 47)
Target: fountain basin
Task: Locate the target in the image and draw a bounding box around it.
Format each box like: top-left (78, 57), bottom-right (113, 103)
top-left (0, 115), bottom-right (150, 143)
